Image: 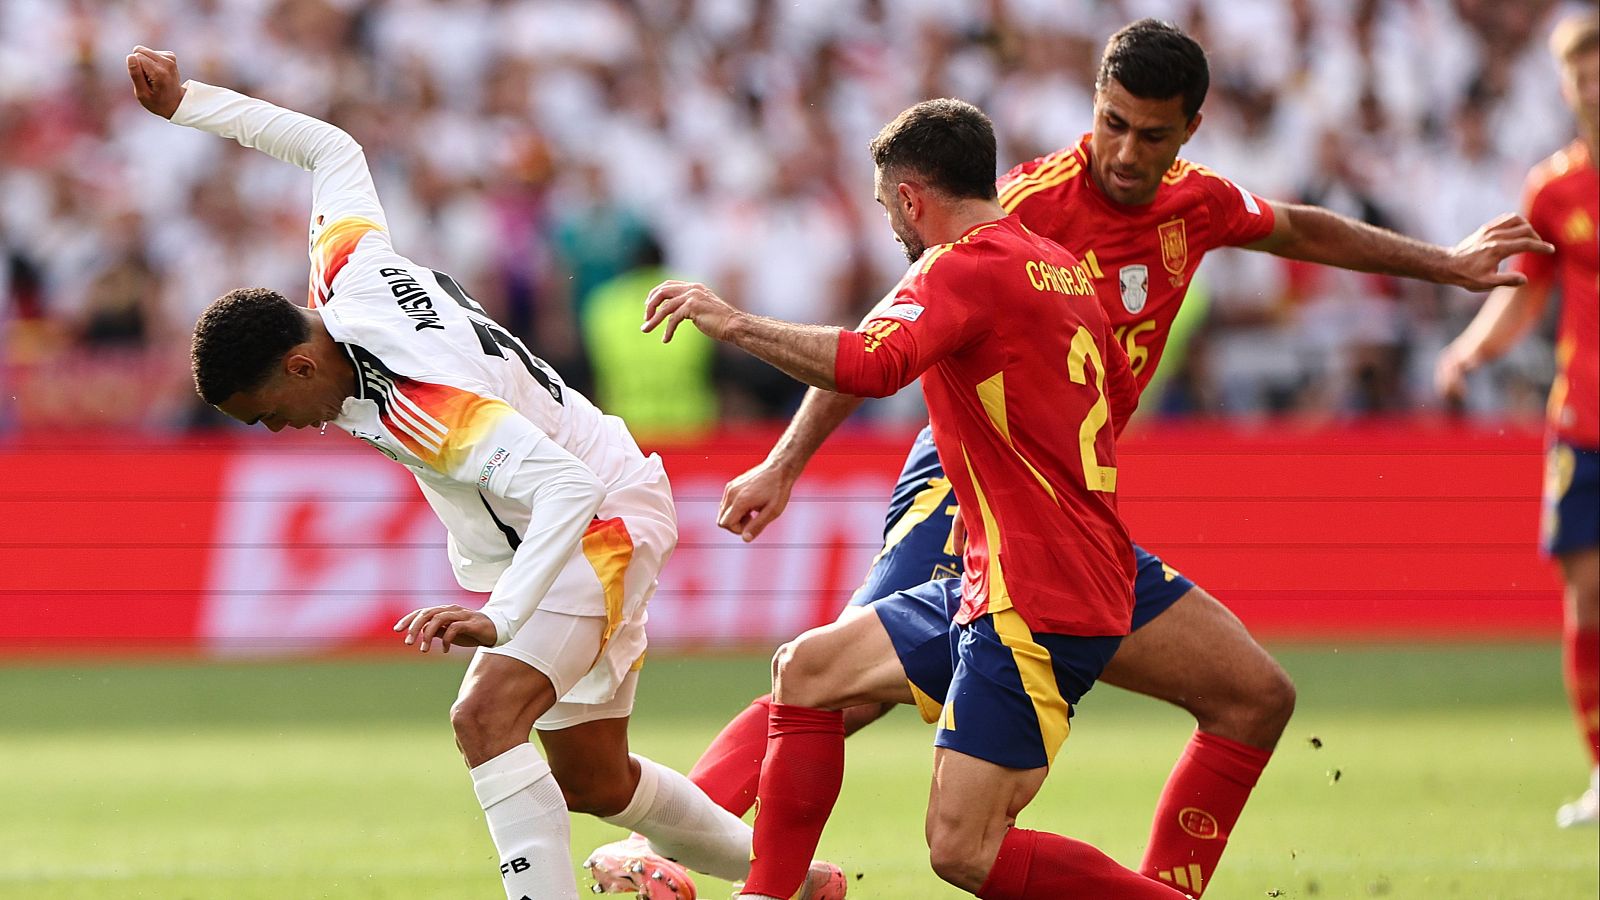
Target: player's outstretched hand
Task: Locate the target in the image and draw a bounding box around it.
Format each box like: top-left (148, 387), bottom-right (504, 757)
top-left (718, 459), bottom-right (799, 542)
top-left (394, 605), bottom-right (496, 653)
top-left (127, 45), bottom-right (186, 119)
top-left (1445, 213), bottom-right (1555, 291)
top-left (642, 280), bottom-right (739, 343)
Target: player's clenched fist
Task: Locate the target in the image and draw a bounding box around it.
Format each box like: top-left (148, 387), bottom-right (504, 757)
top-left (127, 45), bottom-right (186, 119)
top-left (641, 280), bottom-right (740, 343)
top-left (394, 605), bottom-right (497, 653)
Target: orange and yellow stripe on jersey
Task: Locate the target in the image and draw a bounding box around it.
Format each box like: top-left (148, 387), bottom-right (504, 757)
top-left (308, 215), bottom-right (384, 307)
top-left (581, 517), bottom-right (635, 648)
top-left (374, 377), bottom-right (514, 474)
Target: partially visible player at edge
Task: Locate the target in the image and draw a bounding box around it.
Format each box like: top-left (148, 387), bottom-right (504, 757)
top-left (645, 96), bottom-right (1191, 899)
top-left (1438, 11), bottom-right (1600, 829)
top-left (126, 46), bottom-right (845, 900)
top-left (590, 17), bottom-right (1554, 898)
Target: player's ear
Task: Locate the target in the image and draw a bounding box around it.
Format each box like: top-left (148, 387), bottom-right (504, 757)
top-left (284, 351), bottom-right (317, 380)
top-left (897, 181), bottom-right (920, 221)
top-left (1182, 110), bottom-right (1203, 144)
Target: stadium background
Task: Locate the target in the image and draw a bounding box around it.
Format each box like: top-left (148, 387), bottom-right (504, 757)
top-left (1, 0), bottom-right (1596, 897)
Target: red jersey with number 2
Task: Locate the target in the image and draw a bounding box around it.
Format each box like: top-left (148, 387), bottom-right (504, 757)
top-left (1513, 140), bottom-right (1599, 449)
top-left (835, 215), bottom-right (1139, 636)
top-left (999, 133), bottom-right (1276, 391)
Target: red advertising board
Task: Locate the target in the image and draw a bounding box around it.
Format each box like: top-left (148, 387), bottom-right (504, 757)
top-left (0, 422), bottom-right (1560, 658)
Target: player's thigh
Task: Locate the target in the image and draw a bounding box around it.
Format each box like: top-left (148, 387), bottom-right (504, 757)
top-left (774, 589), bottom-right (953, 710)
top-left (1100, 582), bottom-right (1294, 739)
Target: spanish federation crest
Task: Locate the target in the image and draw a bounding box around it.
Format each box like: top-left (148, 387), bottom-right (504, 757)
top-left (1158, 218), bottom-right (1188, 277)
top-left (1118, 264), bottom-right (1149, 314)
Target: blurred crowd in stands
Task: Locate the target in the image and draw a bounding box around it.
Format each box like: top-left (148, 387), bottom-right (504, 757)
top-left (0, 0), bottom-right (1587, 436)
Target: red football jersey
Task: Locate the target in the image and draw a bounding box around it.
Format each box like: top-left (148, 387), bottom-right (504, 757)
top-left (998, 134), bottom-right (1277, 393)
top-left (835, 215), bottom-right (1139, 636)
top-left (1513, 140), bottom-right (1599, 449)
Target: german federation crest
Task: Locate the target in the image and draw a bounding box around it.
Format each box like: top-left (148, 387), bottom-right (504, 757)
top-left (1118, 265), bottom-right (1149, 314)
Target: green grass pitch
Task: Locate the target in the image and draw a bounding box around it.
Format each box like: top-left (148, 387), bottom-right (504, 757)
top-left (1, 644), bottom-right (1595, 898)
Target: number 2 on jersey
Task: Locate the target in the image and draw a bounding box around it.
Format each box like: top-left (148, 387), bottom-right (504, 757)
top-left (1067, 326), bottom-right (1117, 493)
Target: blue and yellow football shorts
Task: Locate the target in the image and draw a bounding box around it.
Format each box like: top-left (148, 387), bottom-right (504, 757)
top-left (850, 426), bottom-right (1195, 630)
top-left (1542, 441), bottom-right (1600, 557)
top-left (934, 610), bottom-right (1122, 770)
top-left (874, 579), bottom-right (1123, 769)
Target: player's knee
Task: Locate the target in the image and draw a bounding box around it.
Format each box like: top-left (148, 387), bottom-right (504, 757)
top-left (925, 828), bottom-right (989, 892)
top-left (450, 692), bottom-right (525, 762)
top-left (771, 634), bottom-right (833, 708)
top-left (1219, 663), bottom-right (1297, 747)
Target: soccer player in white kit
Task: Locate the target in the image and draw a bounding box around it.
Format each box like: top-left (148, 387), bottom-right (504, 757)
top-left (126, 46), bottom-right (835, 900)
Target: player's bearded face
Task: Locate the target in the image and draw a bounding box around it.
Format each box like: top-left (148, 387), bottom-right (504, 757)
top-left (1090, 79), bottom-right (1198, 206)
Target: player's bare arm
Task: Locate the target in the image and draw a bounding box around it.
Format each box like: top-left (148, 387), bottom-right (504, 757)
top-left (643, 280), bottom-right (842, 390)
top-left (1435, 278), bottom-right (1554, 398)
top-left (717, 389), bottom-right (865, 542)
top-left (716, 290), bottom-right (900, 540)
top-left (126, 45), bottom-right (185, 118)
top-left (1247, 204), bottom-right (1555, 291)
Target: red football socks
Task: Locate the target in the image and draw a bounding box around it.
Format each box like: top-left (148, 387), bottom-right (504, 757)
top-left (688, 693), bottom-right (773, 815)
top-left (978, 828), bottom-right (1190, 898)
top-left (1139, 730), bottom-right (1273, 897)
top-left (741, 703), bottom-right (845, 898)
top-left (1564, 624), bottom-right (1600, 766)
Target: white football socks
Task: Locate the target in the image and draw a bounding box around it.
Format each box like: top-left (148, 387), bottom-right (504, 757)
top-left (470, 743), bottom-right (577, 900)
top-left (603, 754), bottom-right (755, 882)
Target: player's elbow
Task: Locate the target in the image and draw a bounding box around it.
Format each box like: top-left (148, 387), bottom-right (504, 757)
top-left (555, 465), bottom-right (607, 514)
top-left (312, 127), bottom-right (366, 168)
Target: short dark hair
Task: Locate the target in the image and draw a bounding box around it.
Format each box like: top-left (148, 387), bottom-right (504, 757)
top-left (868, 98), bottom-right (998, 201)
top-left (190, 287), bottom-right (309, 405)
top-left (1096, 19), bottom-right (1210, 120)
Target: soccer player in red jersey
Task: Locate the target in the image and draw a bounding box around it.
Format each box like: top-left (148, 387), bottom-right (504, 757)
top-left (644, 98), bottom-right (1186, 899)
top-left (594, 19), bottom-right (1552, 898)
top-left (1438, 11), bottom-right (1600, 828)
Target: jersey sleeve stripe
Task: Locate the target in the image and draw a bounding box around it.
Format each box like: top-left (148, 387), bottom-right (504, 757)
top-left (999, 156), bottom-right (1083, 209)
top-left (1000, 160), bottom-right (1084, 213)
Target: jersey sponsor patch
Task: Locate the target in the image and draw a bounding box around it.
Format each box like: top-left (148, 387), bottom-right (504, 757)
top-left (878, 303), bottom-right (926, 323)
top-left (478, 447), bottom-right (511, 489)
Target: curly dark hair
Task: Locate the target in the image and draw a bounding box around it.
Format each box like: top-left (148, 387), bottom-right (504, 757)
top-left (868, 98), bottom-right (998, 201)
top-left (1096, 18), bottom-right (1210, 120)
top-left (190, 287), bottom-right (309, 405)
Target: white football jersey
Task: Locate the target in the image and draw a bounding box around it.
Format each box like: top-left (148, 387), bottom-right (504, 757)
top-left (174, 81), bottom-right (674, 643)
